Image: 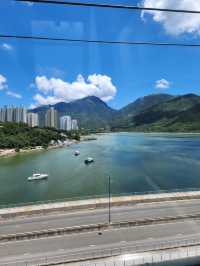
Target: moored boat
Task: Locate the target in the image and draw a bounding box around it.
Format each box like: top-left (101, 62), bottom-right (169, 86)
top-left (84, 157), bottom-right (94, 164)
top-left (74, 150), bottom-right (80, 156)
top-left (27, 173), bottom-right (48, 181)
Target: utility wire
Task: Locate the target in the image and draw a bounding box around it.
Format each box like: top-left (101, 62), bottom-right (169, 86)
top-left (2, 34), bottom-right (200, 48)
top-left (17, 0), bottom-right (200, 14)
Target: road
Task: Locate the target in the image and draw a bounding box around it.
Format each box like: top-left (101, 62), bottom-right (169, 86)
top-left (1, 199), bottom-right (200, 235)
top-left (1, 219), bottom-right (200, 265)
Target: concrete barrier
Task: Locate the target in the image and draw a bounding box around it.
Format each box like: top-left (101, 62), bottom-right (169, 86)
top-left (1, 190), bottom-right (200, 219)
top-left (1, 213), bottom-right (200, 243)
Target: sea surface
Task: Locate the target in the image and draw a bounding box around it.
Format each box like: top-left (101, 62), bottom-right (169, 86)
top-left (1, 132), bottom-right (200, 206)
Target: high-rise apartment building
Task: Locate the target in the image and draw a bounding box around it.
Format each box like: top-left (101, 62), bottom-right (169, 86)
top-left (6, 106), bottom-right (14, 122)
top-left (71, 119), bottom-right (79, 130)
top-left (13, 107), bottom-right (27, 123)
top-left (60, 116), bottom-right (79, 131)
top-left (60, 115), bottom-right (72, 131)
top-left (0, 107), bottom-right (6, 122)
top-left (14, 107), bottom-right (21, 123)
top-left (21, 107), bottom-right (27, 124)
top-left (27, 113), bottom-right (39, 127)
top-left (45, 107), bottom-right (58, 128)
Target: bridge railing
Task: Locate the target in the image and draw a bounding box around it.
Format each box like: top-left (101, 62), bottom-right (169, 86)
top-left (3, 235), bottom-right (200, 266)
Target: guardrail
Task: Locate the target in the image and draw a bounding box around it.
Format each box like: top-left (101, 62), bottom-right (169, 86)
top-left (43, 244), bottom-right (200, 266)
top-left (3, 235), bottom-right (200, 266)
top-left (1, 213), bottom-right (200, 243)
top-left (0, 187), bottom-right (200, 209)
top-left (35, 243), bottom-right (200, 266)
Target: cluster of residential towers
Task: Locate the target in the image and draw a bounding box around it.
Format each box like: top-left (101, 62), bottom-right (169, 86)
top-left (45, 107), bottom-right (79, 130)
top-left (0, 106), bottom-right (79, 131)
top-left (0, 106), bottom-right (28, 124)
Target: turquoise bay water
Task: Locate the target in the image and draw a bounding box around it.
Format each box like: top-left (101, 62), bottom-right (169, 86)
top-left (1, 133), bottom-right (200, 205)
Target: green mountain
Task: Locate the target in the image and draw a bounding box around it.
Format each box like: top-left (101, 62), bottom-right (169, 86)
top-left (112, 93), bottom-right (174, 129)
top-left (120, 93), bottom-right (174, 117)
top-left (32, 96), bottom-right (117, 129)
top-left (132, 94), bottom-right (200, 132)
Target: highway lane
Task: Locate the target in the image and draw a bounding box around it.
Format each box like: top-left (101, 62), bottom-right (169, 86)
top-left (1, 199), bottom-right (200, 235)
top-left (1, 220), bottom-right (200, 265)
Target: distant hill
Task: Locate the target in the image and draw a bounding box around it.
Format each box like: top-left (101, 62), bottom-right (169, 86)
top-left (31, 96), bottom-right (117, 129)
top-left (132, 94), bottom-right (200, 132)
top-left (170, 103), bottom-right (200, 131)
top-left (31, 93), bottom-right (200, 132)
top-left (120, 93), bottom-right (174, 117)
top-left (111, 93), bottom-right (174, 129)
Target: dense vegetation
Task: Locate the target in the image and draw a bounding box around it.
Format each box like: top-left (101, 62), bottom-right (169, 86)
top-left (63, 130), bottom-right (81, 141)
top-left (130, 94), bottom-right (200, 132)
top-left (0, 123), bottom-right (66, 150)
top-left (111, 94), bottom-right (200, 133)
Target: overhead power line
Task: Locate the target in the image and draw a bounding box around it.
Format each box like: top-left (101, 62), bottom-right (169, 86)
top-left (17, 0), bottom-right (200, 14)
top-left (2, 34), bottom-right (200, 48)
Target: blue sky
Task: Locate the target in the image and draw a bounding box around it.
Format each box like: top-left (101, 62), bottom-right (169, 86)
top-left (1, 0), bottom-right (200, 109)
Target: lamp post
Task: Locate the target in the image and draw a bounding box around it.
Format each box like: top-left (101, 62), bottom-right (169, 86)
top-left (108, 175), bottom-right (111, 224)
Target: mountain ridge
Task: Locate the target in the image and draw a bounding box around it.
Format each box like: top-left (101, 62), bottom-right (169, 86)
top-left (132, 93), bottom-right (200, 132)
top-left (31, 96), bottom-right (117, 129)
top-left (31, 93), bottom-right (200, 131)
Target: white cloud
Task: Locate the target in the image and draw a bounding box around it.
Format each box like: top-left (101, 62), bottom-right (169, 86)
top-left (141, 0), bottom-right (200, 36)
top-left (155, 78), bottom-right (170, 89)
top-left (32, 74), bottom-right (117, 106)
top-left (35, 76), bottom-right (53, 95)
top-left (0, 73), bottom-right (22, 99)
top-left (1, 43), bottom-right (13, 51)
top-left (6, 91), bottom-right (22, 99)
top-left (33, 94), bottom-right (63, 106)
top-left (0, 74), bottom-right (7, 90)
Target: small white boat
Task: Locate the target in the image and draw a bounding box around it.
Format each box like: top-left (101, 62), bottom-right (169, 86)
top-left (74, 150), bottom-right (80, 156)
top-left (27, 173), bottom-right (48, 181)
top-left (84, 157), bottom-right (94, 164)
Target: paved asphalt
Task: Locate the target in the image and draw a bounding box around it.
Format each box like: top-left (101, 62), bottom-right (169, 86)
top-left (1, 219), bottom-right (200, 265)
top-left (1, 199), bottom-right (200, 265)
top-left (1, 199), bottom-right (200, 235)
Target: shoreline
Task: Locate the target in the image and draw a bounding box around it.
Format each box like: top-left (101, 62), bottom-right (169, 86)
top-left (1, 131), bottom-right (200, 158)
top-left (0, 134), bottom-right (98, 158)
top-left (110, 130), bottom-right (200, 134)
top-left (109, 131), bottom-right (200, 136)
top-left (0, 139), bottom-right (79, 158)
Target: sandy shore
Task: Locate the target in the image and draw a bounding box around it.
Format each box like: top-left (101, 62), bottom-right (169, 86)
top-left (0, 139), bottom-right (79, 158)
top-left (0, 149), bottom-right (16, 157)
top-left (0, 147), bottom-right (46, 158)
